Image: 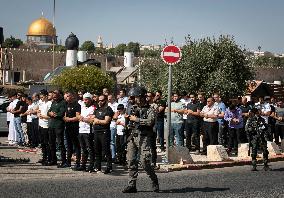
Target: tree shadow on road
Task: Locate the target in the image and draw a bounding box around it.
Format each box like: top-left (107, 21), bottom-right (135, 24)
top-left (157, 187), bottom-right (230, 193)
top-left (272, 168), bottom-right (284, 171)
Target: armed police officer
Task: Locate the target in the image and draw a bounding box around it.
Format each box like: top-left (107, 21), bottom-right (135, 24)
top-left (122, 86), bottom-right (159, 193)
top-left (245, 107), bottom-right (272, 171)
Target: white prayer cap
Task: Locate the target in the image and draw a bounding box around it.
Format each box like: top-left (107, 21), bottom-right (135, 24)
top-left (83, 92), bottom-right (93, 99)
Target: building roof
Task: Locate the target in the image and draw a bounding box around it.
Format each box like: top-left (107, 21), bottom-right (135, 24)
top-left (27, 17), bottom-right (56, 36)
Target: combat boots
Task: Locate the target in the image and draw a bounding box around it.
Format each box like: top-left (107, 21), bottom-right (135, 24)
top-left (152, 182), bottom-right (159, 193)
top-left (122, 186), bottom-right (137, 193)
top-left (251, 160), bottom-right (257, 171)
top-left (263, 160), bottom-right (272, 171)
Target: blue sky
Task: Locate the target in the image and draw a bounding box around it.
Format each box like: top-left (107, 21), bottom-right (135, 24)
top-left (1, 0), bottom-right (284, 53)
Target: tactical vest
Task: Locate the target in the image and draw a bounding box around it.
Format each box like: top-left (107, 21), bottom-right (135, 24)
top-left (137, 105), bottom-right (153, 136)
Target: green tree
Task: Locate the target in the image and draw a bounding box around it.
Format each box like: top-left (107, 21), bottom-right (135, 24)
top-left (52, 65), bottom-right (114, 92)
top-left (54, 45), bottom-right (66, 52)
top-left (94, 47), bottom-right (107, 55)
top-left (114, 43), bottom-right (127, 56)
top-left (3, 36), bottom-right (23, 48)
top-left (107, 48), bottom-right (115, 55)
top-left (47, 45), bottom-right (66, 52)
top-left (140, 35), bottom-right (254, 99)
top-left (80, 41), bottom-right (95, 52)
top-left (140, 48), bottom-right (161, 58)
top-left (126, 42), bottom-right (140, 56)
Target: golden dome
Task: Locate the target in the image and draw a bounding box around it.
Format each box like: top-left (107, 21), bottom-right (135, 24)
top-left (27, 17), bottom-right (56, 36)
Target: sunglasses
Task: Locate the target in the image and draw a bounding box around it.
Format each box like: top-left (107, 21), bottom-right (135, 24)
top-left (98, 99), bottom-right (105, 102)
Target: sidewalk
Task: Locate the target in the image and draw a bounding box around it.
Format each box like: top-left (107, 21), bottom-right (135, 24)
top-left (1, 137), bottom-right (284, 172)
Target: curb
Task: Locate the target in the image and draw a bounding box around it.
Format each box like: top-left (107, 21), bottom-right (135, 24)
top-left (159, 154), bottom-right (284, 172)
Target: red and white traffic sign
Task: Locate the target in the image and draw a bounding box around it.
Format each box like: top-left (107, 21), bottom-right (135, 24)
top-left (161, 45), bottom-right (182, 65)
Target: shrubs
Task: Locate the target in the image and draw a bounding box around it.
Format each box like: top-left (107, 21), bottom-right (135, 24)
top-left (51, 65), bottom-right (114, 92)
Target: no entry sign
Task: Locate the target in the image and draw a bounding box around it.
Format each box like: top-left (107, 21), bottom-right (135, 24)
top-left (161, 45), bottom-right (182, 65)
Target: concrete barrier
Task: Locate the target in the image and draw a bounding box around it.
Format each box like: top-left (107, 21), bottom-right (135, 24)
top-left (238, 143), bottom-right (250, 158)
top-left (207, 145), bottom-right (229, 162)
top-left (168, 146), bottom-right (194, 164)
top-left (267, 141), bottom-right (281, 155)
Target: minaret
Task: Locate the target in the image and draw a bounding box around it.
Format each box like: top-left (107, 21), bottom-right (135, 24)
top-left (96, 35), bottom-right (103, 48)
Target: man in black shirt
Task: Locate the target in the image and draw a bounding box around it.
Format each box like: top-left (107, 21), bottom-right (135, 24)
top-left (186, 94), bottom-right (202, 153)
top-left (92, 94), bottom-right (114, 174)
top-left (153, 91), bottom-right (166, 151)
top-left (48, 90), bottom-right (67, 167)
top-left (64, 92), bottom-right (81, 168)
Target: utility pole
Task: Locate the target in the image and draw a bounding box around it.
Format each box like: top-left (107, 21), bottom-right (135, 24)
top-left (0, 45), bottom-right (4, 85)
top-left (52, 0), bottom-right (56, 71)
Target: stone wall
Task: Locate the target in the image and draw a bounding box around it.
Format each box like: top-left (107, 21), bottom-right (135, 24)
top-left (4, 48), bottom-right (66, 81)
top-left (2, 48), bottom-right (283, 83)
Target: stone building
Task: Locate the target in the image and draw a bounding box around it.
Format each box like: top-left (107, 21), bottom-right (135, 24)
top-left (26, 16), bottom-right (57, 49)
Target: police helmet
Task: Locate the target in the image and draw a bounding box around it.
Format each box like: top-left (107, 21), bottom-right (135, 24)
top-left (128, 86), bottom-right (147, 97)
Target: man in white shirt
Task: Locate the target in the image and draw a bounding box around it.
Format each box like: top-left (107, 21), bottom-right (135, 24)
top-left (256, 96), bottom-right (271, 124)
top-left (74, 93), bottom-right (96, 172)
top-left (200, 97), bottom-right (219, 155)
top-left (118, 89), bottom-right (128, 109)
top-left (108, 94), bottom-right (118, 161)
top-left (38, 90), bottom-right (52, 165)
top-left (7, 92), bottom-right (18, 145)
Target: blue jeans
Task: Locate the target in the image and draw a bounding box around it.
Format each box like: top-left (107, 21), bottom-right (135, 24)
top-left (169, 122), bottom-right (184, 146)
top-left (14, 117), bottom-right (25, 143)
top-left (110, 127), bottom-right (117, 159)
top-left (155, 120), bottom-right (164, 148)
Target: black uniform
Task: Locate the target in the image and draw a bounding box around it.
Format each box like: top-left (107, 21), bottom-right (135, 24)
top-left (186, 102), bottom-right (202, 151)
top-left (65, 101), bottom-right (81, 166)
top-left (93, 104), bottom-right (114, 172)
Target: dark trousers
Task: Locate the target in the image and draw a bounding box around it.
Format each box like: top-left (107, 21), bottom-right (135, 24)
top-left (78, 133), bottom-right (94, 167)
top-left (185, 120), bottom-right (200, 150)
top-left (269, 123), bottom-right (275, 142)
top-left (116, 134), bottom-right (126, 164)
top-left (149, 130), bottom-right (157, 165)
top-left (218, 123), bottom-right (228, 147)
top-left (39, 127), bottom-right (50, 162)
top-left (49, 128), bottom-right (66, 163)
top-left (155, 120), bottom-right (164, 149)
top-left (94, 131), bottom-right (112, 170)
top-left (228, 128), bottom-right (242, 151)
top-left (31, 118), bottom-right (39, 147)
top-left (27, 122), bottom-right (33, 145)
top-left (251, 135), bottom-right (269, 165)
top-left (65, 124), bottom-right (81, 165)
top-left (181, 119), bottom-right (187, 140)
top-left (203, 121), bottom-right (218, 152)
top-left (275, 124), bottom-right (284, 144)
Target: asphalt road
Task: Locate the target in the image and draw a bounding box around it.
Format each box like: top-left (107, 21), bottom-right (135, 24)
top-left (0, 112), bottom-right (8, 133)
top-left (0, 160), bottom-right (284, 198)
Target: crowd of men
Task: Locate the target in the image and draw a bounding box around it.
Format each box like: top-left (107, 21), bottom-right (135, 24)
top-left (6, 88), bottom-right (284, 173)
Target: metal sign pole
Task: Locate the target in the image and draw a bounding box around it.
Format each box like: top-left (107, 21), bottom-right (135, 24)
top-left (161, 45), bottom-right (181, 164)
top-left (165, 64), bottom-right (172, 163)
